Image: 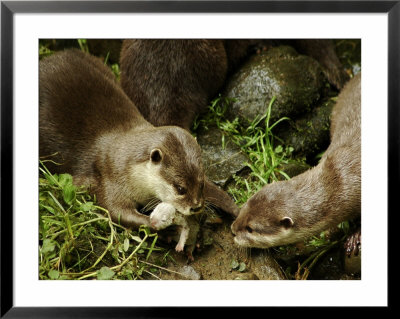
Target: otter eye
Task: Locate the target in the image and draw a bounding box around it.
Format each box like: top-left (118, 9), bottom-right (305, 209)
top-left (245, 226), bottom-right (253, 233)
top-left (174, 184), bottom-right (187, 195)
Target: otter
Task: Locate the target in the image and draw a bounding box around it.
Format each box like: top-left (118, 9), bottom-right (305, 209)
top-left (231, 73), bottom-right (361, 248)
top-left (40, 49), bottom-right (212, 229)
top-left (149, 202), bottom-right (190, 252)
top-left (120, 40), bottom-right (228, 130)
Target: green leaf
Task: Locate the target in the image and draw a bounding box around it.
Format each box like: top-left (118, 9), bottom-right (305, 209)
top-left (123, 238), bottom-right (130, 252)
top-left (40, 204), bottom-right (55, 215)
top-left (80, 201), bottom-right (93, 212)
top-left (130, 236), bottom-right (143, 243)
top-left (274, 145), bottom-right (283, 153)
top-left (58, 173), bottom-right (73, 187)
top-left (48, 269), bottom-right (60, 280)
top-left (230, 259), bottom-right (239, 270)
top-left (238, 262), bottom-right (246, 272)
top-left (97, 267), bottom-right (115, 280)
top-left (41, 239), bottom-right (56, 254)
top-left (63, 184), bottom-right (76, 205)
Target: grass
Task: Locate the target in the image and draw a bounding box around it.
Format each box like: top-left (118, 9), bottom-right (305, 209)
top-left (39, 160), bottom-right (174, 280)
top-left (193, 95), bottom-right (294, 206)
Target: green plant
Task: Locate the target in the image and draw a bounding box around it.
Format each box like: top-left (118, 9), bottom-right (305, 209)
top-left (194, 95), bottom-right (293, 205)
top-left (39, 161), bottom-right (168, 280)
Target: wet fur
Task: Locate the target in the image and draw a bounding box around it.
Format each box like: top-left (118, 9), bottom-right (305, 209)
top-left (231, 73), bottom-right (361, 248)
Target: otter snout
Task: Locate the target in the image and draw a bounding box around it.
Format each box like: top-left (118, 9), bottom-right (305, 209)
top-left (190, 203), bottom-right (204, 214)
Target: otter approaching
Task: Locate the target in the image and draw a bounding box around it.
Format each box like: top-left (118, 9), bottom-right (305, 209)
top-left (231, 73), bottom-right (361, 248)
top-left (40, 49), bottom-right (208, 229)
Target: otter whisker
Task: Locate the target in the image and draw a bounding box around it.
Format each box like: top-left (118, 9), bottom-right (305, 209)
top-left (142, 197), bottom-right (162, 212)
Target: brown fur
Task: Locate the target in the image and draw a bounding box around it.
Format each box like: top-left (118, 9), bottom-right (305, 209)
top-left (120, 40), bottom-right (228, 130)
top-left (40, 49), bottom-right (213, 228)
top-left (292, 39), bottom-right (350, 90)
top-left (231, 73), bottom-right (361, 248)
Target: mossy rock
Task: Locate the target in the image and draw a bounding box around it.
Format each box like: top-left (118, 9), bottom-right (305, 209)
top-left (274, 97), bottom-right (336, 159)
top-left (197, 125), bottom-right (248, 187)
top-left (224, 45), bottom-right (326, 125)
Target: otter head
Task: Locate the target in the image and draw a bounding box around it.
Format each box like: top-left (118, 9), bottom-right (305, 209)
top-left (231, 182), bottom-right (300, 248)
top-left (140, 127), bottom-right (205, 216)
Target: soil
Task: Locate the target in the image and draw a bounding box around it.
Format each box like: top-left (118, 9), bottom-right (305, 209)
top-left (147, 215), bottom-right (286, 280)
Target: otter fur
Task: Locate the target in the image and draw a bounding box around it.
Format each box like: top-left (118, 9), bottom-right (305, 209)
top-left (120, 40), bottom-right (228, 130)
top-left (149, 202), bottom-right (190, 252)
top-left (40, 49), bottom-right (210, 229)
top-left (231, 73), bottom-right (361, 248)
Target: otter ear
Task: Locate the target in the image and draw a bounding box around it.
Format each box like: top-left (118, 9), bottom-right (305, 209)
top-left (150, 148), bottom-right (163, 163)
top-left (280, 217), bottom-right (294, 229)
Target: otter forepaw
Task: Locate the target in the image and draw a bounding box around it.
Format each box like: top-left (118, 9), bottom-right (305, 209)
top-left (175, 242), bottom-right (185, 252)
top-left (344, 229), bottom-right (361, 257)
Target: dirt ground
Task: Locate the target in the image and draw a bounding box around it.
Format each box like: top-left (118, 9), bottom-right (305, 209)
top-left (149, 215), bottom-right (286, 280)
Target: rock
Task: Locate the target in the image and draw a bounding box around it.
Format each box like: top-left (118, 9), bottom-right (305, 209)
top-left (274, 97), bottom-right (335, 158)
top-left (344, 252), bottom-right (361, 276)
top-left (278, 161), bottom-right (311, 179)
top-left (249, 250), bottom-right (286, 280)
top-left (308, 249), bottom-right (344, 280)
top-left (197, 125), bottom-right (248, 187)
top-left (234, 273), bottom-right (259, 280)
top-left (224, 45), bottom-right (326, 125)
top-left (178, 265), bottom-right (202, 280)
top-left (334, 39), bottom-right (361, 77)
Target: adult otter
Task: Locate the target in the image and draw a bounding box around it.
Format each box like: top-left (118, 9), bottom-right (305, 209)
top-left (120, 40), bottom-right (228, 130)
top-left (231, 73), bottom-right (361, 248)
top-left (39, 49), bottom-right (237, 230)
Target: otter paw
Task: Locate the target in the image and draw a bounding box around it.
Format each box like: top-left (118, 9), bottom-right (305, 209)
top-left (175, 242), bottom-right (185, 252)
top-left (344, 230), bottom-right (361, 257)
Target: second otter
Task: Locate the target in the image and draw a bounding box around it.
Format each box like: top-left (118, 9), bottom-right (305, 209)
top-left (231, 73), bottom-right (361, 248)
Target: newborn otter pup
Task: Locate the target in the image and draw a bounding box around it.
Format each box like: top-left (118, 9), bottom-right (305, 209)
top-left (231, 73), bottom-right (361, 248)
top-left (150, 203), bottom-right (190, 252)
top-left (40, 49), bottom-right (206, 229)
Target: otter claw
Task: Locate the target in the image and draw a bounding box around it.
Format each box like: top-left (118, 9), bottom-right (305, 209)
top-left (344, 230), bottom-right (361, 257)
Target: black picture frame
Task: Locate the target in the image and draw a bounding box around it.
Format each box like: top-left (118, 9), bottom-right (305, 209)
top-left (1, 0), bottom-right (397, 317)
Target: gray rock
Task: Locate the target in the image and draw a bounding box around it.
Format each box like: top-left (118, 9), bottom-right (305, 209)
top-left (224, 46), bottom-right (326, 125)
top-left (197, 125), bottom-right (248, 187)
top-left (279, 161), bottom-right (311, 179)
top-left (344, 250), bottom-right (361, 276)
top-left (274, 97), bottom-right (335, 158)
top-left (179, 265), bottom-right (202, 280)
top-left (248, 250), bottom-right (286, 280)
top-left (234, 273), bottom-right (259, 280)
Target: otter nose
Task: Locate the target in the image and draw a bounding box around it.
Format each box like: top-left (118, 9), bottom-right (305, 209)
top-left (190, 205), bottom-right (203, 213)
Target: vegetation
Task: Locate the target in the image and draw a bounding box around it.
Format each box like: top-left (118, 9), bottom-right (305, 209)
top-left (38, 160), bottom-right (178, 280)
top-left (193, 95), bottom-right (294, 205)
